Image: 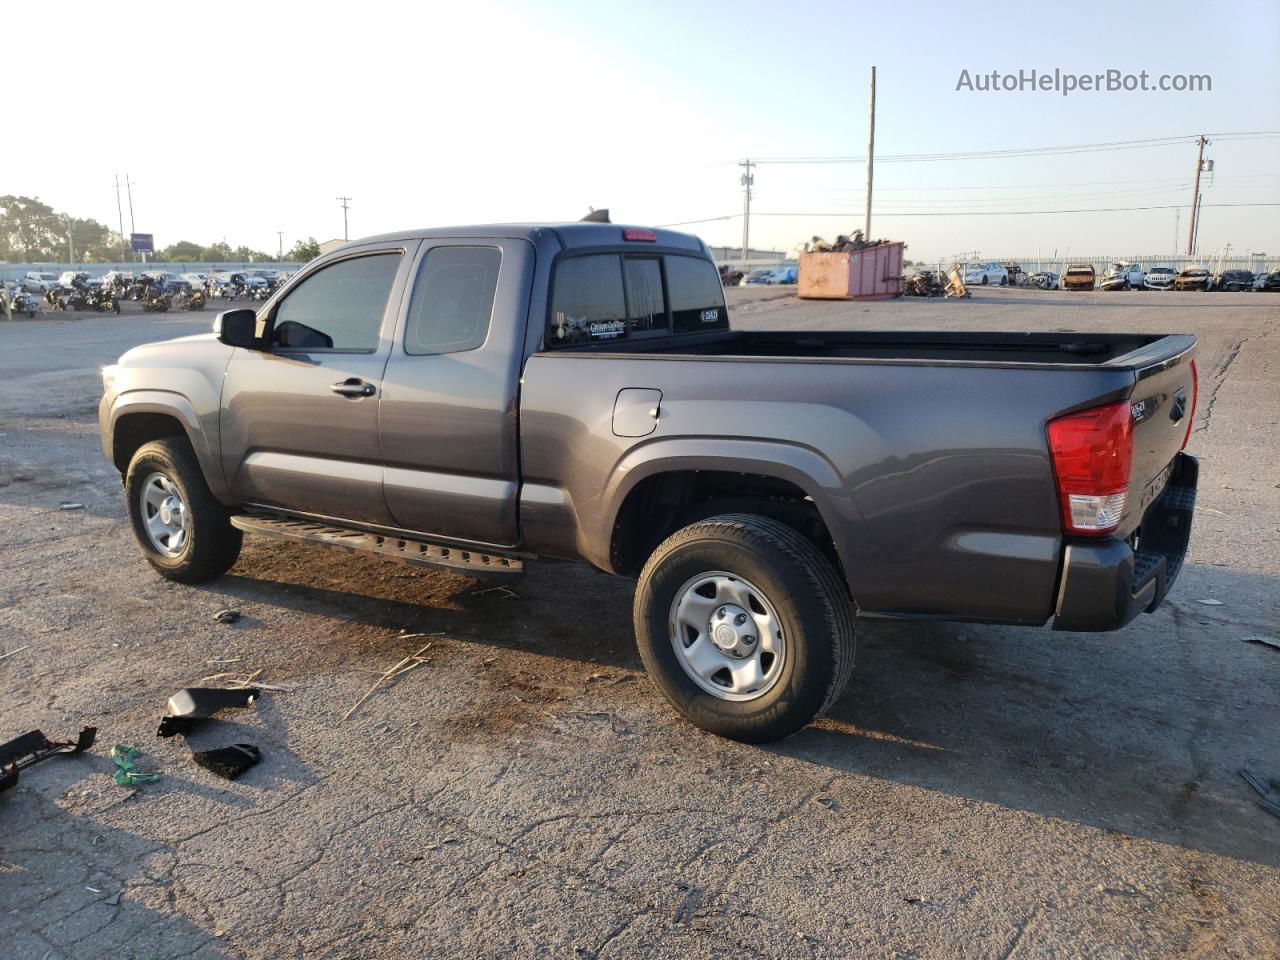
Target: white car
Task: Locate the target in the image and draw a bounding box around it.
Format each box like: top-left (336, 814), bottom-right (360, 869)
top-left (22, 271), bottom-right (60, 293)
top-left (962, 262), bottom-right (1009, 286)
top-left (1144, 266), bottom-right (1176, 290)
top-left (179, 272), bottom-right (209, 289)
top-left (1102, 261), bottom-right (1145, 290)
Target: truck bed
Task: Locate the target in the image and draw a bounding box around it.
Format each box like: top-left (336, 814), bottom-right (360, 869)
top-left (548, 329), bottom-right (1190, 369)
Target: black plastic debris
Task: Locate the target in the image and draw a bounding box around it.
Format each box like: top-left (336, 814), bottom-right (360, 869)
top-left (1240, 769), bottom-right (1280, 819)
top-left (1, 727), bottom-right (97, 794)
top-left (157, 688), bottom-right (259, 738)
top-left (212, 609), bottom-right (241, 625)
top-left (192, 744), bottom-right (261, 780)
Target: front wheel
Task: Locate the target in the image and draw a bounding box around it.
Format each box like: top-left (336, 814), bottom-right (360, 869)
top-left (981, 275), bottom-right (989, 285)
top-left (634, 514), bottom-right (855, 743)
top-left (124, 438), bottom-right (242, 583)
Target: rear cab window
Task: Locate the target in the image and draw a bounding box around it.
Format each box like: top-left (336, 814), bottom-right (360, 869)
top-left (548, 252), bottom-right (727, 347)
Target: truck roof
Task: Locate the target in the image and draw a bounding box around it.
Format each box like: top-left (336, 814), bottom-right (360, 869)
top-left (344, 222), bottom-right (706, 254)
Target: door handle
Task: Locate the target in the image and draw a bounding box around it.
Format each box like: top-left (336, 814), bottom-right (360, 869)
top-left (331, 379), bottom-right (376, 398)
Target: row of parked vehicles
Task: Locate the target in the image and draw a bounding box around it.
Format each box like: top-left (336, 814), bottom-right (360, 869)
top-left (15, 268), bottom-right (295, 313)
top-left (960, 260), bottom-right (1280, 293)
top-left (719, 265), bottom-right (798, 287)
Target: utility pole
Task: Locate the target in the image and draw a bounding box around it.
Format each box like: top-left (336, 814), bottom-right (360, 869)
top-left (1173, 208), bottom-right (1180, 255)
top-left (114, 174), bottom-right (127, 262)
top-left (865, 65), bottom-right (877, 240)
top-left (277, 231), bottom-right (284, 260)
top-left (336, 196), bottom-right (351, 241)
top-left (738, 161), bottom-right (754, 262)
top-left (125, 174), bottom-right (137, 261)
top-left (1187, 135), bottom-right (1208, 255)
top-left (65, 218), bottom-right (74, 263)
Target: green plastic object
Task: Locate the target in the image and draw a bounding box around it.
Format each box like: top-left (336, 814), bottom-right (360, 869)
top-left (111, 745), bottom-right (160, 786)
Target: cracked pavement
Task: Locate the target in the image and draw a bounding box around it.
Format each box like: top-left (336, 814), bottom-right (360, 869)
top-left (1, 287), bottom-right (1277, 958)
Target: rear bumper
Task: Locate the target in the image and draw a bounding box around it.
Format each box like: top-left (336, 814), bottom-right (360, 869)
top-left (1053, 453), bottom-right (1198, 632)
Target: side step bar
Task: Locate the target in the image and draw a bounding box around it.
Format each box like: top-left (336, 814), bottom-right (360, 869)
top-left (230, 513), bottom-right (524, 578)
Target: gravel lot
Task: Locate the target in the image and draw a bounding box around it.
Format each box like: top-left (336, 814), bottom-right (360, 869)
top-left (1, 287), bottom-right (1277, 959)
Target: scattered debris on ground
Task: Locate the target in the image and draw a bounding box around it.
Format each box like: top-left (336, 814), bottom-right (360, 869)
top-left (0, 726), bottom-right (97, 793)
top-left (110, 745), bottom-right (160, 787)
top-left (1240, 769), bottom-right (1280, 819)
top-left (1197, 598), bottom-right (1224, 606)
top-left (343, 636), bottom-right (438, 720)
top-left (0, 645), bottom-right (30, 661)
top-left (158, 687), bottom-right (260, 738)
top-left (58, 502), bottom-right (85, 511)
top-left (192, 744), bottom-right (262, 780)
top-left (212, 609), bottom-right (241, 624)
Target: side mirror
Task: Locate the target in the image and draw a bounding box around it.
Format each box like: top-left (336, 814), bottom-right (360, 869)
top-left (213, 308), bottom-right (259, 349)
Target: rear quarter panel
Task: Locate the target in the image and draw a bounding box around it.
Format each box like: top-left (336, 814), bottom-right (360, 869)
top-left (520, 353), bottom-right (1138, 623)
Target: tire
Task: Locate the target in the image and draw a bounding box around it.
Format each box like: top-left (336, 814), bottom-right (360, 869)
top-left (981, 275), bottom-right (989, 285)
top-left (124, 438), bottom-right (242, 583)
top-left (1000, 275), bottom-right (1008, 286)
top-left (633, 514), bottom-right (855, 743)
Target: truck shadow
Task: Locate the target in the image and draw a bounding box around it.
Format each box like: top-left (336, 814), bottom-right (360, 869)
top-left (199, 546), bottom-right (1279, 868)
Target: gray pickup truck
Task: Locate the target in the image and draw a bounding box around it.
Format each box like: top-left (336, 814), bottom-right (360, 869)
top-left (100, 223), bottom-right (1200, 742)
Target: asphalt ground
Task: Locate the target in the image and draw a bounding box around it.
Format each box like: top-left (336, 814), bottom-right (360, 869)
top-left (1, 286), bottom-right (1277, 959)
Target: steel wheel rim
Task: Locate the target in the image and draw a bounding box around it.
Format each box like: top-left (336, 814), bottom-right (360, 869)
top-left (138, 471), bottom-right (188, 558)
top-left (668, 571), bottom-right (786, 702)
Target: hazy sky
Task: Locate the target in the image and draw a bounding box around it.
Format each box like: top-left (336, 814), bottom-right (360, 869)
top-left (11, 0), bottom-right (1278, 262)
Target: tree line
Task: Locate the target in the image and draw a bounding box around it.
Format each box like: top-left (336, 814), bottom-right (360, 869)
top-left (0, 195), bottom-right (320, 263)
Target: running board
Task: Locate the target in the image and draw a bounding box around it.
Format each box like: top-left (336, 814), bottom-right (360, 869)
top-left (230, 513), bottom-right (524, 578)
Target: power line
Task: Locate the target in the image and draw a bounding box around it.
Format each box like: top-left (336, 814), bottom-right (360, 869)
top-left (660, 201), bottom-right (1279, 225)
top-left (749, 130), bottom-right (1280, 166)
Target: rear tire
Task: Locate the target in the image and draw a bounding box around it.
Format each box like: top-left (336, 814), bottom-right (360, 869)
top-left (634, 514), bottom-right (855, 743)
top-left (124, 438), bottom-right (242, 583)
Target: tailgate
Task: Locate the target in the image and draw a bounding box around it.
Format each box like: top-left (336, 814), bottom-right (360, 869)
top-left (1122, 342), bottom-right (1197, 536)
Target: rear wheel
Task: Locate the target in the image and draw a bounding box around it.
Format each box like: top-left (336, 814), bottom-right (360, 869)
top-left (124, 438), bottom-right (242, 583)
top-left (981, 275), bottom-right (989, 285)
top-left (634, 514), bottom-right (855, 743)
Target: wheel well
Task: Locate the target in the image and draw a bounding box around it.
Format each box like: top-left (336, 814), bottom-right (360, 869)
top-left (112, 413), bottom-right (187, 473)
top-left (610, 470), bottom-right (843, 579)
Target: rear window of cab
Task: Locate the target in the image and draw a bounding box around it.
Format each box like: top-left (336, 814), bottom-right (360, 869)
top-left (548, 253), bottom-right (727, 347)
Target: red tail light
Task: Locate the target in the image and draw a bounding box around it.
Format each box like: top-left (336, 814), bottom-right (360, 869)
top-left (622, 229), bottom-right (657, 242)
top-left (1182, 359), bottom-right (1198, 450)
top-left (1046, 400), bottom-right (1134, 535)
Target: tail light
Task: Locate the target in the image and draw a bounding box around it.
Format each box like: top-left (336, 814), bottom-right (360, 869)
top-left (1182, 359), bottom-right (1198, 450)
top-left (622, 229), bottom-right (657, 242)
top-left (1046, 401), bottom-right (1134, 535)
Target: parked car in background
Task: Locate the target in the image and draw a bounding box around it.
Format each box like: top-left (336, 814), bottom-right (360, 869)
top-left (768, 266), bottom-right (798, 285)
top-left (1101, 261), bottom-right (1145, 290)
top-left (1027, 271), bottom-right (1058, 290)
top-left (1173, 267), bottom-right (1211, 291)
top-left (1061, 264), bottom-right (1096, 291)
top-left (963, 261), bottom-right (1009, 286)
top-left (1253, 270), bottom-right (1280, 292)
top-left (740, 268), bottom-right (775, 285)
top-left (22, 271), bottom-right (60, 293)
top-left (1144, 266), bottom-right (1177, 290)
top-left (1211, 269), bottom-right (1253, 291)
top-left (180, 272), bottom-right (209, 290)
top-left (719, 265), bottom-right (743, 287)
top-left (1002, 262), bottom-right (1025, 286)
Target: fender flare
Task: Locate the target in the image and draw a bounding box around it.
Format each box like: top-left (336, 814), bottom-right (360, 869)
top-left (107, 390), bottom-right (227, 498)
top-left (598, 436), bottom-right (865, 593)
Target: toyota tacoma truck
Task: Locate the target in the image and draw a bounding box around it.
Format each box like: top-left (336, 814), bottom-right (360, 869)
top-left (100, 223), bottom-right (1200, 742)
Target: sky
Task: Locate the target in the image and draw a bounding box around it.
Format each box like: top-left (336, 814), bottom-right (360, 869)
top-left (9, 0), bottom-right (1279, 264)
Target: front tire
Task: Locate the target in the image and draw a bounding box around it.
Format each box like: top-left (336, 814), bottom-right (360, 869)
top-left (634, 514), bottom-right (855, 743)
top-left (124, 438), bottom-right (242, 583)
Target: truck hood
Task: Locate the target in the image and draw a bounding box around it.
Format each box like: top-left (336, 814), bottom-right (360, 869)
top-left (117, 332), bottom-right (221, 366)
